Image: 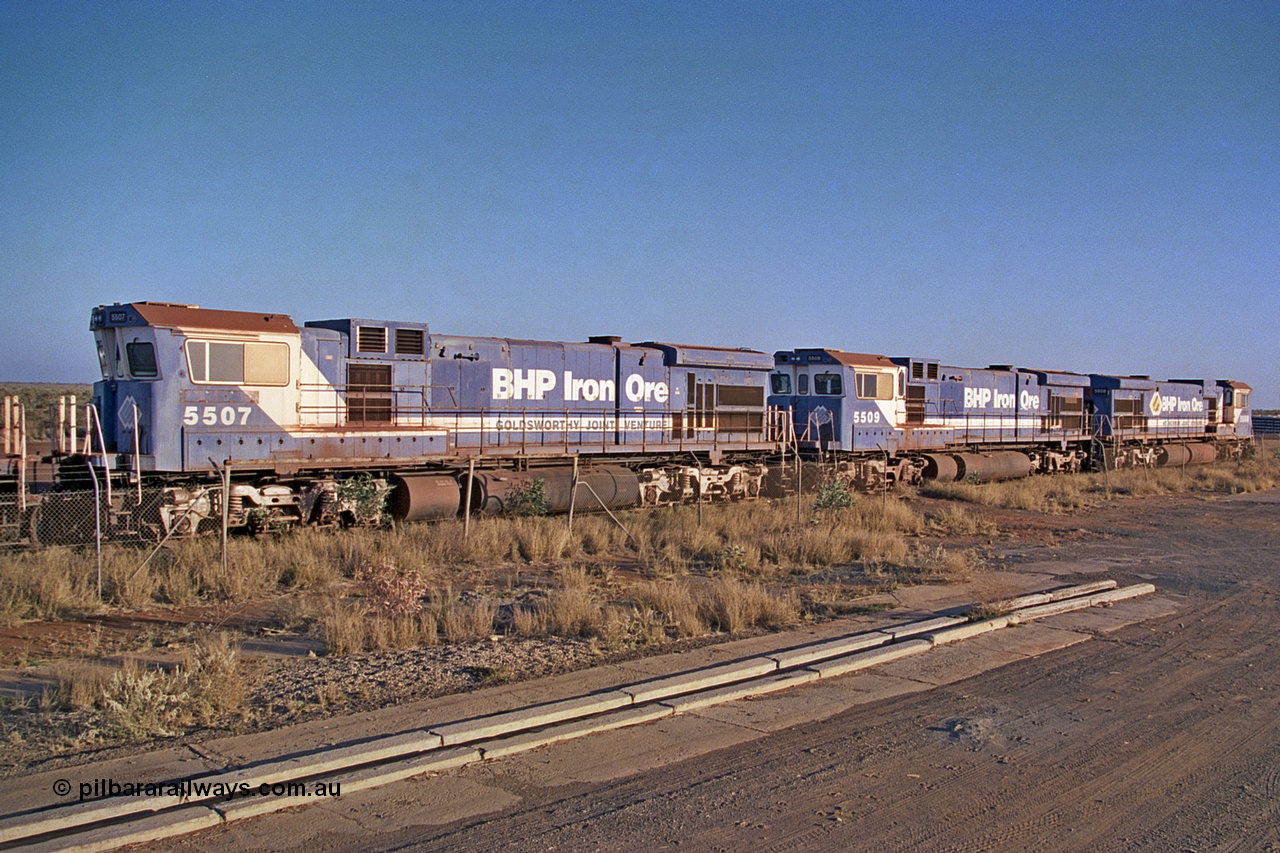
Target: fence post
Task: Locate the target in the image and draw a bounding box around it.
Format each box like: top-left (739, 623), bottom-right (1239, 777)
top-left (567, 454), bottom-right (579, 534)
top-left (56, 396), bottom-right (67, 454)
top-left (132, 402), bottom-right (142, 504)
top-left (463, 457), bottom-right (475, 541)
top-left (18, 404), bottom-right (26, 514)
top-left (221, 462), bottom-right (232, 577)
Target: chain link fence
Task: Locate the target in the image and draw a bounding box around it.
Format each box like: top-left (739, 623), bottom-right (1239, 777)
top-left (0, 486), bottom-right (212, 550)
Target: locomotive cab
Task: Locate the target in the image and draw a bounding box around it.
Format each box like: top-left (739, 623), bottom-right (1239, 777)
top-left (1219, 381), bottom-right (1252, 436)
top-left (90, 302), bottom-right (302, 474)
top-left (771, 348), bottom-right (905, 452)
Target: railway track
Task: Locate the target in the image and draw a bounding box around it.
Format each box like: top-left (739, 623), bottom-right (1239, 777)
top-left (0, 580), bottom-right (1153, 853)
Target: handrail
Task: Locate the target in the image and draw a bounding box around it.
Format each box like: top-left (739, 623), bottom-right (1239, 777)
top-left (132, 402), bottom-right (142, 504)
top-left (83, 404), bottom-right (112, 507)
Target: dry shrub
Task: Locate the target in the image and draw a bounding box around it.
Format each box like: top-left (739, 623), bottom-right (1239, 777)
top-left (927, 503), bottom-right (996, 535)
top-left (595, 604), bottom-right (667, 649)
top-left (629, 580), bottom-right (707, 638)
top-left (700, 577), bottom-right (800, 633)
top-left (52, 661), bottom-right (113, 710)
top-left (319, 598), bottom-right (437, 654)
top-left (181, 633), bottom-right (245, 725)
top-left (95, 633), bottom-right (246, 738)
top-left (509, 602), bottom-right (546, 636)
top-left (355, 559), bottom-right (428, 616)
top-left (432, 590), bottom-right (498, 641)
top-left (98, 664), bottom-right (191, 738)
top-left (541, 587), bottom-right (604, 637)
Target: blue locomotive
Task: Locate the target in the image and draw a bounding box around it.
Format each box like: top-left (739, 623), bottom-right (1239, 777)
top-left (769, 348), bottom-right (1251, 489)
top-left (88, 302), bottom-right (779, 532)
top-left (81, 301), bottom-right (1252, 534)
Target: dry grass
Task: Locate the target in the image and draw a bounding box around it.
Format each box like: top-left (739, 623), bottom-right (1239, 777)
top-left (0, 483), bottom-right (935, 627)
top-left (919, 477), bottom-right (1094, 513)
top-left (698, 577), bottom-right (800, 632)
top-left (920, 452), bottom-right (1280, 513)
top-left (23, 450), bottom-right (1268, 656)
top-left (319, 598), bottom-right (439, 654)
top-left (630, 580), bottom-right (706, 638)
top-left (926, 503), bottom-right (998, 535)
top-left (431, 590), bottom-right (499, 642)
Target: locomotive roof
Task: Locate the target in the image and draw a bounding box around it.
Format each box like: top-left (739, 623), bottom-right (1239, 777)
top-left (777, 349), bottom-right (896, 369)
top-left (95, 302), bottom-right (299, 334)
top-left (1088, 374), bottom-right (1158, 391)
top-left (637, 342), bottom-right (773, 369)
top-left (1015, 368), bottom-right (1090, 387)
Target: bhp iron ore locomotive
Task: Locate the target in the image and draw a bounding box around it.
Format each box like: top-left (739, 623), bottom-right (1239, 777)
top-left (84, 302), bottom-right (1252, 534)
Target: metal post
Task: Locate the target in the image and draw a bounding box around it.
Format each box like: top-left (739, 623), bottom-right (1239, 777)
top-left (882, 445), bottom-right (889, 509)
top-left (18, 404), bottom-right (26, 514)
top-left (697, 465), bottom-right (703, 527)
top-left (567, 454), bottom-right (579, 534)
top-left (463, 457), bottom-right (475, 540)
top-left (68, 395), bottom-right (77, 456)
top-left (221, 461), bottom-right (231, 577)
top-left (132, 402), bottom-right (142, 504)
top-left (3, 395), bottom-right (10, 456)
top-left (796, 434), bottom-right (803, 526)
top-left (56, 396), bottom-right (67, 454)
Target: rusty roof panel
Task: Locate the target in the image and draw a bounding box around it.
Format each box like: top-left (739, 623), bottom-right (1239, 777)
top-left (131, 302), bottom-right (299, 334)
top-left (824, 350), bottom-right (896, 369)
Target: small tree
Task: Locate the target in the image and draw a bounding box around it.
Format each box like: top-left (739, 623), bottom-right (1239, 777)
top-left (506, 478), bottom-right (548, 516)
top-left (355, 559), bottom-right (428, 617)
top-left (813, 478), bottom-right (853, 511)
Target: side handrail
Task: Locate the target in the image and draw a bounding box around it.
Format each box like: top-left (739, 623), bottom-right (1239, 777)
top-left (83, 403), bottom-right (113, 508)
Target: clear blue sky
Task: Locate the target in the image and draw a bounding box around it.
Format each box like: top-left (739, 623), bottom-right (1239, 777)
top-left (3, 1), bottom-right (1276, 405)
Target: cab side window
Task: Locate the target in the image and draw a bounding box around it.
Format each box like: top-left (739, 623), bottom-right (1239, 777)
top-left (126, 342), bottom-right (158, 378)
top-left (856, 372), bottom-right (894, 400)
top-left (814, 373), bottom-right (843, 395)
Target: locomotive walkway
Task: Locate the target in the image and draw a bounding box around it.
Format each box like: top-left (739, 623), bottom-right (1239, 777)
top-left (0, 575), bottom-right (1174, 853)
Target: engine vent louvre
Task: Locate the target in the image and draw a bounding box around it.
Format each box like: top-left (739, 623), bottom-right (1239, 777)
top-left (395, 328), bottom-right (425, 355)
top-left (356, 326), bottom-right (387, 353)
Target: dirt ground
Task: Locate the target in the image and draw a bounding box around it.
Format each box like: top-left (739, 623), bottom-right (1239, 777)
top-left (0, 490), bottom-right (1004, 773)
top-left (2, 481), bottom-right (1277, 853)
top-left (357, 490), bottom-right (1280, 852)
